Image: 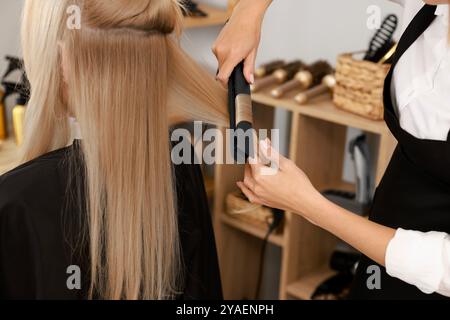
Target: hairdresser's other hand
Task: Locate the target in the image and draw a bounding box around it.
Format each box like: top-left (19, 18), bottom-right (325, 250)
top-left (237, 139), bottom-right (325, 217)
top-left (212, 0), bottom-right (272, 86)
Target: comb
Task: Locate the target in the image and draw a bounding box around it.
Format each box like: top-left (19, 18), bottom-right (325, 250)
top-left (364, 14), bottom-right (398, 62)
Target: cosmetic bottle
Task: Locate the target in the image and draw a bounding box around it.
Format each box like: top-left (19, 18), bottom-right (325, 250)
top-left (0, 89), bottom-right (6, 140)
top-left (0, 56), bottom-right (23, 140)
top-left (12, 94), bottom-right (27, 146)
top-left (1, 82), bottom-right (21, 141)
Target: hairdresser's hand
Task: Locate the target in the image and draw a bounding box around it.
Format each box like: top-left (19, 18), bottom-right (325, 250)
top-left (237, 139), bottom-right (326, 217)
top-left (213, 0), bottom-right (272, 85)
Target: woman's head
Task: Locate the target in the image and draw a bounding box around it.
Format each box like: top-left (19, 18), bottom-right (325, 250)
top-left (21, 0), bottom-right (227, 299)
top-left (83, 0), bottom-right (182, 34)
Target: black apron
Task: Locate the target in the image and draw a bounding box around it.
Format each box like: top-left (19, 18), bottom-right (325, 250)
top-left (349, 4), bottom-right (450, 300)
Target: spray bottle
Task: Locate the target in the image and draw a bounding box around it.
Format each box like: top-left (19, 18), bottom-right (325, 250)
top-left (3, 75), bottom-right (29, 146)
top-left (0, 89), bottom-right (7, 140)
top-left (14, 75), bottom-right (29, 146)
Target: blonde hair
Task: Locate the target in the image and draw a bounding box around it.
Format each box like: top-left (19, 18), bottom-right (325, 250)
top-left (21, 0), bottom-right (228, 299)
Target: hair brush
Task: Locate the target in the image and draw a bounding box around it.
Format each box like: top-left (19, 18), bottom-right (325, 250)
top-left (271, 60), bottom-right (333, 98)
top-left (251, 60), bottom-right (305, 93)
top-left (364, 14), bottom-right (398, 62)
top-left (294, 74), bottom-right (336, 104)
top-left (254, 60), bottom-right (286, 78)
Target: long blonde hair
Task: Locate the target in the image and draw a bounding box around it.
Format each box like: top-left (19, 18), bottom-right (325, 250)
top-left (21, 0), bottom-right (228, 299)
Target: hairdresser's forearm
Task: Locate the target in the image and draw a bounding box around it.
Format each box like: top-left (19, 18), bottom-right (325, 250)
top-left (235, 0), bottom-right (272, 18)
top-left (231, 0), bottom-right (272, 27)
top-left (297, 194), bottom-right (396, 266)
top-left (214, 0), bottom-right (272, 83)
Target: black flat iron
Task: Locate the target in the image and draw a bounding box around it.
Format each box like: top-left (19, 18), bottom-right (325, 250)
top-left (228, 62), bottom-right (254, 162)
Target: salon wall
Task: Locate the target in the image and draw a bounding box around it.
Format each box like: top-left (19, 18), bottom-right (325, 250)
top-left (0, 0), bottom-right (24, 128)
top-left (185, 0), bottom-right (403, 67)
top-left (0, 0), bottom-right (24, 79)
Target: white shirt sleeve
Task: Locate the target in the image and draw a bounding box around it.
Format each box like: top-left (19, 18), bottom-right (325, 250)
top-left (386, 228), bottom-right (450, 297)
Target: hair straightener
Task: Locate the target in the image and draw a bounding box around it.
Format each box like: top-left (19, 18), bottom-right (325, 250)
top-left (229, 64), bottom-right (286, 299)
top-left (228, 62), bottom-right (254, 162)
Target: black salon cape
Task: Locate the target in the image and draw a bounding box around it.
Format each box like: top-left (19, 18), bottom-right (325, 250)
top-left (0, 142), bottom-right (223, 300)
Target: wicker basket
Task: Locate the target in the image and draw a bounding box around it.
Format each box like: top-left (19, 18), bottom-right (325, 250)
top-left (225, 191), bottom-right (282, 233)
top-left (333, 52), bottom-right (390, 120)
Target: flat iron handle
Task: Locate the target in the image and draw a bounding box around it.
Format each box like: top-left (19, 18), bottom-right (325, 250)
top-left (228, 62), bottom-right (254, 161)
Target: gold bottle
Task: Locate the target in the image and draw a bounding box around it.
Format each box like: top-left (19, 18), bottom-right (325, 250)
top-left (1, 57), bottom-right (23, 140)
top-left (12, 95), bottom-right (27, 146)
top-left (0, 90), bottom-right (7, 140)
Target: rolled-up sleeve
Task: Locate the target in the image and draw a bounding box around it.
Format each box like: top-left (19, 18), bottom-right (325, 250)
top-left (386, 228), bottom-right (450, 297)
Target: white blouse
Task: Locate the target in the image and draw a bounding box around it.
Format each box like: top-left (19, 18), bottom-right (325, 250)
top-left (392, 1), bottom-right (450, 141)
top-left (386, 0), bottom-right (450, 297)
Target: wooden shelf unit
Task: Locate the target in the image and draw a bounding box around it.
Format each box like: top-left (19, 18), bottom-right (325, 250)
top-left (213, 88), bottom-right (397, 300)
top-left (184, 1), bottom-right (236, 29)
top-left (286, 266), bottom-right (337, 300)
top-left (220, 214), bottom-right (284, 247)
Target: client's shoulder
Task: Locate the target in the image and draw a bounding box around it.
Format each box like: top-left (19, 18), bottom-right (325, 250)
top-left (0, 146), bottom-right (72, 209)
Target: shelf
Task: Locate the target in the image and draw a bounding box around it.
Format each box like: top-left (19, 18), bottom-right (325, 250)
top-left (220, 213), bottom-right (284, 247)
top-left (0, 138), bottom-right (19, 175)
top-left (286, 266), bottom-right (337, 300)
top-left (184, 4), bottom-right (231, 29)
top-left (252, 91), bottom-right (390, 135)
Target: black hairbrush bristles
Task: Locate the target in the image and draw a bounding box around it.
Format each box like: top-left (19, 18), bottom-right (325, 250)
top-left (255, 60), bottom-right (286, 78)
top-left (306, 60), bottom-right (334, 86)
top-left (282, 60), bottom-right (307, 79)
